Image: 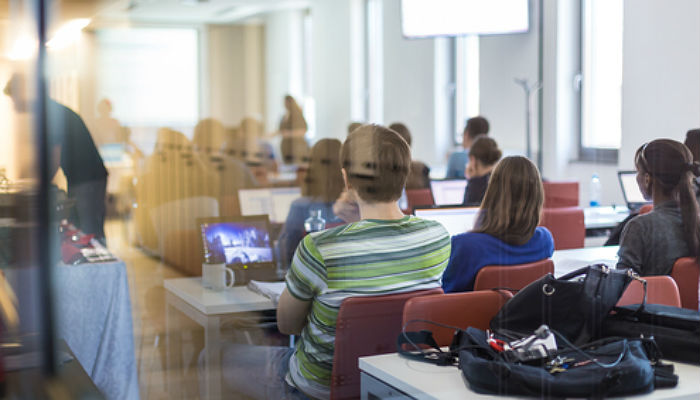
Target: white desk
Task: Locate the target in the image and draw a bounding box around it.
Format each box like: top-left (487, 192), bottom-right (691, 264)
top-left (164, 277), bottom-right (277, 399)
top-left (360, 353), bottom-right (700, 400)
top-left (552, 245), bottom-right (620, 276)
top-left (584, 206), bottom-right (630, 230)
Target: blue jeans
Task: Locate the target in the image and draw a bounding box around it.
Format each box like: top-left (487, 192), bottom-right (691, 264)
top-left (200, 344), bottom-right (310, 400)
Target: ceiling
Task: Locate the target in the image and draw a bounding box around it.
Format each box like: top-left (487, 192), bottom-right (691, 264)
top-left (0, 0), bottom-right (309, 25)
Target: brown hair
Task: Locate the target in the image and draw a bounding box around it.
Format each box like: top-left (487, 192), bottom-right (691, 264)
top-left (347, 122), bottom-right (363, 135)
top-left (302, 139), bottom-right (344, 202)
top-left (193, 118), bottom-right (227, 154)
top-left (465, 116), bottom-right (490, 140)
top-left (635, 139), bottom-right (700, 257)
top-left (684, 129), bottom-right (700, 162)
top-left (340, 124), bottom-right (411, 203)
top-left (473, 156), bottom-right (544, 245)
top-left (469, 135), bottom-right (502, 166)
top-left (389, 122), bottom-right (412, 147)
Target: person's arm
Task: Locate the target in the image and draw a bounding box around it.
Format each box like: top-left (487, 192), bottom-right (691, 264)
top-left (277, 234), bottom-right (325, 334)
top-left (277, 289), bottom-right (312, 335)
top-left (616, 217), bottom-right (645, 274)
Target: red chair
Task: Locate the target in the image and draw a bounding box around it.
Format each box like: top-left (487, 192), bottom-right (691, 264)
top-left (402, 291), bottom-right (512, 347)
top-left (670, 257), bottom-right (700, 310)
top-left (616, 276), bottom-right (681, 307)
top-left (473, 259), bottom-right (554, 292)
top-left (405, 188), bottom-right (434, 211)
top-left (331, 288), bottom-right (443, 400)
top-left (540, 207), bottom-right (585, 250)
top-left (543, 180), bottom-right (579, 208)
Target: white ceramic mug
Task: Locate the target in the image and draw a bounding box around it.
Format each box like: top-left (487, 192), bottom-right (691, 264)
top-left (202, 262), bottom-right (235, 291)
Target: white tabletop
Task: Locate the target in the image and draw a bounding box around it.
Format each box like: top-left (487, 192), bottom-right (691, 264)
top-left (584, 206), bottom-right (630, 229)
top-left (164, 277), bottom-right (275, 315)
top-left (360, 352), bottom-right (700, 400)
top-left (552, 245), bottom-right (620, 276)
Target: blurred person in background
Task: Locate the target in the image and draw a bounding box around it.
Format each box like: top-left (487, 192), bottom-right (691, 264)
top-left (445, 116), bottom-right (490, 179)
top-left (389, 122), bottom-right (430, 190)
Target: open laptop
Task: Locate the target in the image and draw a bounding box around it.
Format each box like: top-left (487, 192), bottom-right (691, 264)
top-left (198, 215), bottom-right (279, 284)
top-left (414, 206), bottom-right (480, 237)
top-left (238, 187), bottom-right (302, 223)
top-left (430, 180), bottom-right (467, 206)
top-left (617, 171), bottom-right (652, 211)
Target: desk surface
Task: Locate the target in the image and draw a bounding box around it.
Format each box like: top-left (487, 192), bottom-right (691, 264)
top-left (584, 206), bottom-right (630, 230)
top-left (360, 353), bottom-right (700, 400)
top-left (552, 245), bottom-right (620, 276)
top-left (164, 277), bottom-right (275, 315)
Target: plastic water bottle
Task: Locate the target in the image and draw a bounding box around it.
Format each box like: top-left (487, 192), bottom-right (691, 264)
top-left (304, 209), bottom-right (326, 233)
top-left (589, 174), bottom-right (602, 207)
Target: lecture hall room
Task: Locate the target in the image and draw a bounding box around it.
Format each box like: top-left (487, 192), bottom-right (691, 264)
top-left (0, 0), bottom-right (699, 398)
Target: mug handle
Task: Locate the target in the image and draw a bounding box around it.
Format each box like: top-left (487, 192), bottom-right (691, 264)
top-left (225, 267), bottom-right (235, 288)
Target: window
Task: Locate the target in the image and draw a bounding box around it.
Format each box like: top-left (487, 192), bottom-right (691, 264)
top-left (454, 35), bottom-right (480, 144)
top-left (95, 27), bottom-right (199, 128)
top-left (580, 0), bottom-right (623, 162)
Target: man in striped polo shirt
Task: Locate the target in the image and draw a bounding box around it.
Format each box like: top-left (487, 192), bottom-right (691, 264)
top-left (216, 124), bottom-right (449, 399)
top-left (274, 124), bottom-right (451, 399)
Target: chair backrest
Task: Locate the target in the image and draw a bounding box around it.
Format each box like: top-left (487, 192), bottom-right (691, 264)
top-left (616, 276), bottom-right (681, 307)
top-left (670, 257), bottom-right (700, 310)
top-left (405, 188), bottom-right (434, 211)
top-left (402, 291), bottom-right (512, 347)
top-left (473, 259), bottom-right (554, 292)
top-left (540, 207), bottom-right (585, 250)
top-left (543, 180), bottom-right (579, 208)
top-left (330, 288), bottom-right (443, 400)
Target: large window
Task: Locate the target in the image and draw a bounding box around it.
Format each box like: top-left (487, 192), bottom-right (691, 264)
top-left (580, 0), bottom-right (623, 161)
top-left (95, 27), bottom-right (199, 127)
top-left (454, 35), bottom-right (480, 144)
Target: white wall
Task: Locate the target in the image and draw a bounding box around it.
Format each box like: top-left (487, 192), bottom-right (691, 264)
top-left (479, 0), bottom-right (541, 154)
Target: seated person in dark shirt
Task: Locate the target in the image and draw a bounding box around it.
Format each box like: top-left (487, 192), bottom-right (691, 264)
top-left (389, 122), bottom-right (431, 190)
top-left (616, 139), bottom-right (700, 276)
top-left (4, 73), bottom-right (108, 242)
top-left (463, 135), bottom-right (501, 206)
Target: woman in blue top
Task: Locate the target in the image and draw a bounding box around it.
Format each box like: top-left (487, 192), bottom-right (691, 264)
top-left (277, 138), bottom-right (344, 270)
top-left (443, 156), bottom-right (555, 292)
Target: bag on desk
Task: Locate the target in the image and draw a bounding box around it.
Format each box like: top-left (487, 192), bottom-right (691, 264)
top-left (490, 264), bottom-right (636, 344)
top-left (603, 303), bottom-right (700, 364)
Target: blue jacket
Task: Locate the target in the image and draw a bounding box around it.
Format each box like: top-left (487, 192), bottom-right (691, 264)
top-left (442, 226), bottom-right (555, 292)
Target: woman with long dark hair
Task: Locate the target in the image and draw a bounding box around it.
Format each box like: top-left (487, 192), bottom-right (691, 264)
top-left (617, 139), bottom-right (700, 275)
top-left (442, 156), bottom-right (554, 292)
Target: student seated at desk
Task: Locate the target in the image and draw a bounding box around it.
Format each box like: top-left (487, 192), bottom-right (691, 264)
top-left (616, 139), bottom-right (700, 276)
top-left (388, 122), bottom-right (431, 190)
top-left (462, 135), bottom-right (501, 206)
top-left (445, 116), bottom-right (489, 179)
top-left (214, 125), bottom-right (450, 400)
top-left (443, 156), bottom-right (554, 292)
top-left (276, 139), bottom-right (344, 270)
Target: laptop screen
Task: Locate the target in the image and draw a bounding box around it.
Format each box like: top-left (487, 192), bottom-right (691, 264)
top-left (414, 206), bottom-right (480, 236)
top-left (430, 180), bottom-right (467, 206)
top-left (238, 187), bottom-right (302, 223)
top-left (199, 217), bottom-right (274, 268)
top-left (618, 171), bottom-right (649, 207)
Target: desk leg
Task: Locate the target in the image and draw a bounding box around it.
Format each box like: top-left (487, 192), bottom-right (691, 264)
top-left (165, 295), bottom-right (184, 399)
top-left (203, 316), bottom-right (223, 400)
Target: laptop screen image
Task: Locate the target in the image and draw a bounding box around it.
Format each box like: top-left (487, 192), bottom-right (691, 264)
top-left (618, 171), bottom-right (651, 209)
top-left (199, 216), bottom-right (276, 269)
top-left (414, 206), bottom-right (480, 236)
top-left (430, 180), bottom-right (467, 206)
top-left (238, 187), bottom-right (302, 223)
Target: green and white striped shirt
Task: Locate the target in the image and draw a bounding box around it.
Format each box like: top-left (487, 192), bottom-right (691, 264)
top-left (285, 215), bottom-right (451, 399)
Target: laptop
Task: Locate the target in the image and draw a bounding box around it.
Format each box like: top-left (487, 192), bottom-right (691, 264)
top-left (238, 187), bottom-right (302, 223)
top-left (430, 180), bottom-right (467, 206)
top-left (414, 206), bottom-right (480, 237)
top-left (198, 215), bottom-right (279, 285)
top-left (617, 171), bottom-right (651, 210)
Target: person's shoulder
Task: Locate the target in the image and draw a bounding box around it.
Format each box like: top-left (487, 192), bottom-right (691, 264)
top-left (451, 231), bottom-right (495, 248)
top-left (533, 226), bottom-right (554, 241)
top-left (407, 216), bottom-right (449, 234)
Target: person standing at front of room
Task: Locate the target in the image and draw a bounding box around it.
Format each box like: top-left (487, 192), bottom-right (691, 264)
top-left (4, 73), bottom-right (108, 243)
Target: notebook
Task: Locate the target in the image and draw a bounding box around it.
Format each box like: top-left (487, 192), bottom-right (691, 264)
top-left (430, 179), bottom-right (467, 206)
top-left (617, 171), bottom-right (652, 210)
top-left (198, 215), bottom-right (278, 285)
top-left (414, 206), bottom-right (480, 236)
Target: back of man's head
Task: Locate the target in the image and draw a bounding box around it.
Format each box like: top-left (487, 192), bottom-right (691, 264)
top-left (388, 122), bottom-right (412, 147)
top-left (341, 124), bottom-right (411, 203)
top-left (464, 116), bottom-right (490, 140)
